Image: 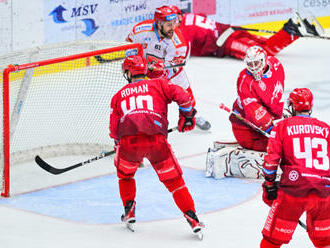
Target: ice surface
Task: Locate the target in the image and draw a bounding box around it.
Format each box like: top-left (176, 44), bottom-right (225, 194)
top-left (1, 37), bottom-right (330, 247)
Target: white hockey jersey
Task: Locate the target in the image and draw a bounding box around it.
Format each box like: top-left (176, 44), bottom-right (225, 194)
top-left (126, 19), bottom-right (191, 89)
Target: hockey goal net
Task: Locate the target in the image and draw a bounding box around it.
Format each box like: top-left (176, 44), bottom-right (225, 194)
top-left (0, 41), bottom-right (143, 197)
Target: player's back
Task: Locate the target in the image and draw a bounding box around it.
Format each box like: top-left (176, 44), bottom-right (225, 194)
top-left (111, 77), bottom-right (189, 139)
top-left (276, 115), bottom-right (330, 197)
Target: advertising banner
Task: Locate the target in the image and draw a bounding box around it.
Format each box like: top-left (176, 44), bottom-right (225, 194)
top-left (229, 0), bottom-right (296, 25)
top-left (44, 0), bottom-right (192, 44)
top-left (298, 0), bottom-right (330, 17)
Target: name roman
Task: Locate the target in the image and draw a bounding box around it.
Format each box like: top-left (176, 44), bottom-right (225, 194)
top-left (121, 84), bottom-right (148, 98)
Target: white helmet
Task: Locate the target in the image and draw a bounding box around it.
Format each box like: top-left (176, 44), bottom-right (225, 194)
top-left (244, 46), bottom-right (268, 81)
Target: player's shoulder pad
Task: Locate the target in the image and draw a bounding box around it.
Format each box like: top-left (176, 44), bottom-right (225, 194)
top-left (171, 29), bottom-right (187, 49)
top-left (133, 20), bottom-right (154, 34)
top-left (268, 56), bottom-right (283, 70)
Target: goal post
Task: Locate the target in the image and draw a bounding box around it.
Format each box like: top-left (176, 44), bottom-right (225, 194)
top-left (1, 42), bottom-right (143, 197)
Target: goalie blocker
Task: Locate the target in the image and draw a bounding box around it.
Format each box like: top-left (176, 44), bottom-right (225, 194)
top-left (206, 141), bottom-right (281, 179)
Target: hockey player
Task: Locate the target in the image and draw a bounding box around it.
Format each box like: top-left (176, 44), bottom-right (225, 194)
top-left (205, 45), bottom-right (284, 179)
top-left (170, 5), bottom-right (321, 59)
top-left (125, 5), bottom-right (211, 131)
top-left (260, 88), bottom-right (330, 248)
top-left (109, 55), bottom-right (204, 238)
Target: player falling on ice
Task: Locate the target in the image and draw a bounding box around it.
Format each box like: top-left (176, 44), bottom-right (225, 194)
top-left (109, 55), bottom-right (204, 239)
top-left (206, 45), bottom-right (285, 179)
top-left (260, 88), bottom-right (330, 248)
top-left (170, 5), bottom-right (323, 59)
top-left (125, 5), bottom-right (211, 131)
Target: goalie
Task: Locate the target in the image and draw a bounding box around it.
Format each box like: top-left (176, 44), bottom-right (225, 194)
top-left (206, 46), bottom-right (285, 179)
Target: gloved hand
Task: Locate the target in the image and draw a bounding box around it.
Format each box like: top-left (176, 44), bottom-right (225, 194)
top-left (168, 56), bottom-right (186, 66)
top-left (147, 62), bottom-right (168, 79)
top-left (114, 140), bottom-right (119, 152)
top-left (148, 62), bottom-right (165, 71)
top-left (178, 108), bottom-right (197, 132)
top-left (282, 108), bottom-right (292, 119)
top-left (262, 181), bottom-right (278, 207)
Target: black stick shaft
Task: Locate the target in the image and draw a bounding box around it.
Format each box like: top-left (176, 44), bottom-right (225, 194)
top-left (36, 127), bottom-right (177, 175)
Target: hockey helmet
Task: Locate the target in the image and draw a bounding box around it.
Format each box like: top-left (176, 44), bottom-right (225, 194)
top-left (169, 5), bottom-right (182, 16)
top-left (154, 5), bottom-right (177, 22)
top-left (288, 88), bottom-right (313, 112)
top-left (244, 45), bottom-right (268, 81)
top-left (122, 55), bottom-right (148, 77)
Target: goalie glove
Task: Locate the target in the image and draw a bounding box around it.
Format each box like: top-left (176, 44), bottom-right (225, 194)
top-left (178, 108), bottom-right (197, 132)
top-left (262, 181), bottom-right (278, 207)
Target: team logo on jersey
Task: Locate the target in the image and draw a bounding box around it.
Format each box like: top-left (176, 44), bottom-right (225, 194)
top-left (255, 106), bottom-right (267, 121)
top-left (288, 170), bottom-right (299, 181)
top-left (271, 81), bottom-right (283, 104)
top-left (243, 97), bottom-right (257, 106)
top-left (258, 80), bottom-right (266, 91)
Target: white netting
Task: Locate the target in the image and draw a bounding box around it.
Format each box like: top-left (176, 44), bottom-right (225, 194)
top-left (0, 41), bottom-right (139, 196)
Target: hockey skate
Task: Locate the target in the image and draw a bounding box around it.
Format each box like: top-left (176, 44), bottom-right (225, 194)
top-left (284, 12), bottom-right (323, 37)
top-left (195, 116), bottom-right (211, 131)
top-left (184, 210), bottom-right (205, 240)
top-left (283, 17), bottom-right (307, 37)
top-left (299, 13), bottom-right (324, 37)
top-left (121, 200), bottom-right (136, 232)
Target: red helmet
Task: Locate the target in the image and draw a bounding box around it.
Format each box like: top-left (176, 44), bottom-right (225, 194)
top-left (169, 5), bottom-right (182, 16)
top-left (154, 5), bottom-right (177, 22)
top-left (288, 88), bottom-right (313, 112)
top-left (122, 55), bottom-right (147, 77)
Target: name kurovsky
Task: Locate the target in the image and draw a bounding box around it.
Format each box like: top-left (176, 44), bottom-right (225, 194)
top-left (287, 124), bottom-right (329, 138)
top-left (121, 84), bottom-right (148, 97)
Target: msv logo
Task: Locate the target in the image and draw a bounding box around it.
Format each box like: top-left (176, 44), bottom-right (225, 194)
top-left (49, 4), bottom-right (99, 36)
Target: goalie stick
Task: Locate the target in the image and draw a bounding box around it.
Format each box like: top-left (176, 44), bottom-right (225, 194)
top-left (219, 103), bottom-right (270, 138)
top-left (219, 103), bottom-right (308, 231)
top-left (35, 127), bottom-right (178, 175)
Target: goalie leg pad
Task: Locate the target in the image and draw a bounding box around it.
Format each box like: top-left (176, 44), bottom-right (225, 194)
top-left (205, 141), bottom-right (239, 179)
top-left (226, 147), bottom-right (266, 179)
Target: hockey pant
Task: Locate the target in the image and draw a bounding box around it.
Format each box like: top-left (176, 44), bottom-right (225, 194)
top-left (205, 141), bottom-right (267, 179)
top-left (115, 134), bottom-right (196, 213)
top-left (222, 29), bottom-right (299, 60)
top-left (261, 191), bottom-right (330, 248)
top-left (231, 122), bottom-right (268, 152)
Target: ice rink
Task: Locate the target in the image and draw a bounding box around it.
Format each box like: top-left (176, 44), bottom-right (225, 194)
top-left (1, 36), bottom-right (330, 247)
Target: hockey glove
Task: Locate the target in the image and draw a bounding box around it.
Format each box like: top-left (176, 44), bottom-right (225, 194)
top-left (178, 108), bottom-right (197, 132)
top-left (147, 62), bottom-right (169, 79)
top-left (282, 108), bottom-right (292, 119)
top-left (262, 181), bottom-right (278, 207)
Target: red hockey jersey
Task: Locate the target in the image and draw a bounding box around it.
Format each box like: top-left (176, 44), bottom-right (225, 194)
top-left (264, 115), bottom-right (330, 198)
top-left (230, 56), bottom-right (285, 131)
top-left (179, 13), bottom-right (230, 56)
top-left (109, 78), bottom-right (192, 141)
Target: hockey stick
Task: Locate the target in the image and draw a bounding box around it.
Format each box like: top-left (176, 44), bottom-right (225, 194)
top-left (233, 26), bottom-right (330, 40)
top-left (219, 103), bottom-right (270, 138)
top-left (35, 127), bottom-right (178, 175)
top-left (219, 103), bottom-right (308, 231)
top-left (164, 42), bottom-right (191, 69)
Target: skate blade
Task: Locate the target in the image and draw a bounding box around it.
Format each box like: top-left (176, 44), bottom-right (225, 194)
top-left (194, 229), bottom-right (204, 240)
top-left (126, 222), bottom-right (135, 232)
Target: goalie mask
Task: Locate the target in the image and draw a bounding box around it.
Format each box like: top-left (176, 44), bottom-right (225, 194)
top-left (244, 46), bottom-right (268, 81)
top-left (288, 88), bottom-right (313, 115)
top-left (122, 55), bottom-right (147, 83)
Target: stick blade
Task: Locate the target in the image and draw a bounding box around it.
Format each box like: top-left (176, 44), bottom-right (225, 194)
top-left (35, 155), bottom-right (64, 175)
